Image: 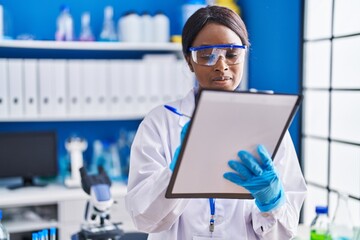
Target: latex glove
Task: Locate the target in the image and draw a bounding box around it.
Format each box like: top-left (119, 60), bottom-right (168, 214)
top-left (223, 145), bottom-right (285, 212)
top-left (170, 122), bottom-right (190, 171)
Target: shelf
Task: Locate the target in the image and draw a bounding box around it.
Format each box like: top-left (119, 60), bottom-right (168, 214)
top-left (0, 114), bottom-right (144, 122)
top-left (0, 40), bottom-right (182, 52)
top-left (5, 219), bottom-right (58, 234)
top-left (0, 182), bottom-right (127, 207)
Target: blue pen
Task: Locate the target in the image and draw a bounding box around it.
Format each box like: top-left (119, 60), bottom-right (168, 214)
top-left (164, 105), bottom-right (191, 118)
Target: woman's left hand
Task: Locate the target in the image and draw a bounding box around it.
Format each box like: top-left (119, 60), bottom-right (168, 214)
top-left (223, 145), bottom-right (285, 212)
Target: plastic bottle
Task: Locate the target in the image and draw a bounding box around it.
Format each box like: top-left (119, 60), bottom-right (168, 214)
top-left (55, 5), bottom-right (73, 41)
top-left (0, 210), bottom-right (9, 240)
top-left (100, 6), bottom-right (117, 41)
top-left (310, 206), bottom-right (331, 240)
top-left (141, 12), bottom-right (153, 42)
top-left (153, 12), bottom-right (170, 43)
top-left (79, 12), bottom-right (94, 41)
top-left (182, 0), bottom-right (206, 28)
top-left (331, 192), bottom-right (354, 240)
top-left (118, 12), bottom-right (141, 42)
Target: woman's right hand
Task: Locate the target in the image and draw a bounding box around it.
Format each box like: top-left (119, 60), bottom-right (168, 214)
top-left (170, 121), bottom-right (190, 171)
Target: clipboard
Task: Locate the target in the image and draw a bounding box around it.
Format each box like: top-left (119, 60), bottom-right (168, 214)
top-left (166, 89), bottom-right (302, 199)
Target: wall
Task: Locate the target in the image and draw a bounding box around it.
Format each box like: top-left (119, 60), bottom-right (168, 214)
top-left (0, 0), bottom-right (184, 40)
top-left (0, 0), bottom-right (304, 165)
top-left (238, 0), bottom-right (303, 155)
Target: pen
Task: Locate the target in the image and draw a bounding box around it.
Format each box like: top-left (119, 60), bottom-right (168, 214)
top-left (164, 105), bottom-right (191, 118)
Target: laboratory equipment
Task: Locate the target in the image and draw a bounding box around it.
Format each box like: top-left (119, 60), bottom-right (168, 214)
top-left (0, 210), bottom-right (9, 240)
top-left (141, 12), bottom-right (153, 42)
top-left (118, 12), bottom-right (141, 42)
top-left (330, 192), bottom-right (354, 240)
top-left (55, 5), bottom-right (73, 41)
top-left (79, 12), bottom-right (94, 41)
top-left (0, 131), bottom-right (57, 189)
top-left (99, 6), bottom-right (117, 41)
top-left (91, 140), bottom-right (121, 181)
top-left (310, 206), bottom-right (331, 240)
top-left (50, 228), bottom-right (56, 240)
top-left (153, 12), bottom-right (170, 43)
top-left (65, 137), bottom-right (87, 188)
top-left (182, 0), bottom-right (206, 28)
top-left (71, 166), bottom-right (124, 240)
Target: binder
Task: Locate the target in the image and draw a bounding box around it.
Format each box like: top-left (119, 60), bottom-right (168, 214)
top-left (143, 58), bottom-right (161, 111)
top-left (67, 60), bottom-right (83, 116)
top-left (122, 60), bottom-right (137, 116)
top-left (38, 59), bottom-right (54, 116)
top-left (175, 60), bottom-right (194, 99)
top-left (23, 59), bottom-right (39, 117)
top-left (0, 59), bottom-right (9, 118)
top-left (81, 60), bottom-right (96, 116)
top-left (8, 59), bottom-right (24, 117)
top-left (135, 61), bottom-right (148, 116)
top-left (143, 54), bottom-right (177, 106)
top-left (109, 60), bottom-right (123, 116)
top-left (93, 60), bottom-right (108, 116)
top-left (53, 59), bottom-right (67, 116)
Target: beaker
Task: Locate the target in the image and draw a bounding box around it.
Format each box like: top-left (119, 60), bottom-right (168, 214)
top-left (331, 192), bottom-right (354, 240)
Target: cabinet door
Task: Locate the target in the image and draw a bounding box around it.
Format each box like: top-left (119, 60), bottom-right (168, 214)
top-left (58, 199), bottom-right (87, 239)
top-left (111, 196), bottom-right (136, 232)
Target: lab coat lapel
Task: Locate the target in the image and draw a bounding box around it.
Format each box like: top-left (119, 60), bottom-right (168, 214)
top-left (178, 88), bottom-right (195, 127)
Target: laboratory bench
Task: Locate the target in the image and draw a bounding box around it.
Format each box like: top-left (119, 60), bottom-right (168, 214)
top-left (0, 182), bottom-right (136, 240)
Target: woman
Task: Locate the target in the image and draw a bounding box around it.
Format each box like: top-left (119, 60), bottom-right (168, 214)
top-left (125, 5), bottom-right (307, 239)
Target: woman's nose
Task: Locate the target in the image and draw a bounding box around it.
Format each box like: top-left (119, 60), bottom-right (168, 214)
top-left (214, 56), bottom-right (229, 71)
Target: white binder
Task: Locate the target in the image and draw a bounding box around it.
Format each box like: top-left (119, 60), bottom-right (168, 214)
top-left (92, 60), bottom-right (108, 116)
top-left (23, 59), bottom-right (39, 117)
top-left (81, 60), bottom-right (95, 116)
top-left (108, 60), bottom-right (123, 116)
top-left (176, 59), bottom-right (194, 99)
top-left (8, 59), bottom-right (24, 117)
top-left (135, 61), bottom-right (148, 116)
top-left (53, 59), bottom-right (67, 116)
top-left (122, 60), bottom-right (137, 116)
top-left (38, 59), bottom-right (55, 116)
top-left (68, 60), bottom-right (83, 116)
top-left (0, 59), bottom-right (9, 118)
top-left (143, 58), bottom-right (161, 111)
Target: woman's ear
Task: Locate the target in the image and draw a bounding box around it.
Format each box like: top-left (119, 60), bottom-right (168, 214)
top-left (185, 55), bottom-right (194, 72)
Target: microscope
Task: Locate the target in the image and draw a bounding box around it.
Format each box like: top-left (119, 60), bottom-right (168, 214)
top-left (71, 166), bottom-right (124, 240)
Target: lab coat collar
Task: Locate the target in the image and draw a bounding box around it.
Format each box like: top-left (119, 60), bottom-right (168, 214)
top-left (178, 88), bottom-right (195, 127)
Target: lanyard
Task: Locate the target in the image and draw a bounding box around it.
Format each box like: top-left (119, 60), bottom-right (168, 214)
top-left (209, 198), bottom-right (215, 233)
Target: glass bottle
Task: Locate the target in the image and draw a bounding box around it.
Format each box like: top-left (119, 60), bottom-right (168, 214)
top-left (99, 6), bottom-right (117, 41)
top-left (310, 206), bottom-right (331, 240)
top-left (331, 192), bottom-right (354, 240)
top-left (79, 12), bottom-right (94, 41)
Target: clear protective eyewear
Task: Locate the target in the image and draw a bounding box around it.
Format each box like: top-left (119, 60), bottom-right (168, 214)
top-left (189, 44), bottom-right (247, 66)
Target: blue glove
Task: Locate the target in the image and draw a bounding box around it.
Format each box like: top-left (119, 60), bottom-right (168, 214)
top-left (170, 122), bottom-right (190, 171)
top-left (223, 145), bottom-right (285, 212)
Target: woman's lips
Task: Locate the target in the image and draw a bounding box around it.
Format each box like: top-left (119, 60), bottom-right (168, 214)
top-left (212, 76), bottom-right (232, 81)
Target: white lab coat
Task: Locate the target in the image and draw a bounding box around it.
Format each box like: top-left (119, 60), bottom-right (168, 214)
top-left (125, 89), bottom-right (307, 240)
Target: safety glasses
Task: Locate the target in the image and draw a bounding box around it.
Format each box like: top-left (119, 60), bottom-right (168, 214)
top-left (189, 44), bottom-right (247, 66)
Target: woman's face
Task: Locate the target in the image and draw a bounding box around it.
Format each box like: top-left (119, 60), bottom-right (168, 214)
top-left (186, 23), bottom-right (245, 91)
